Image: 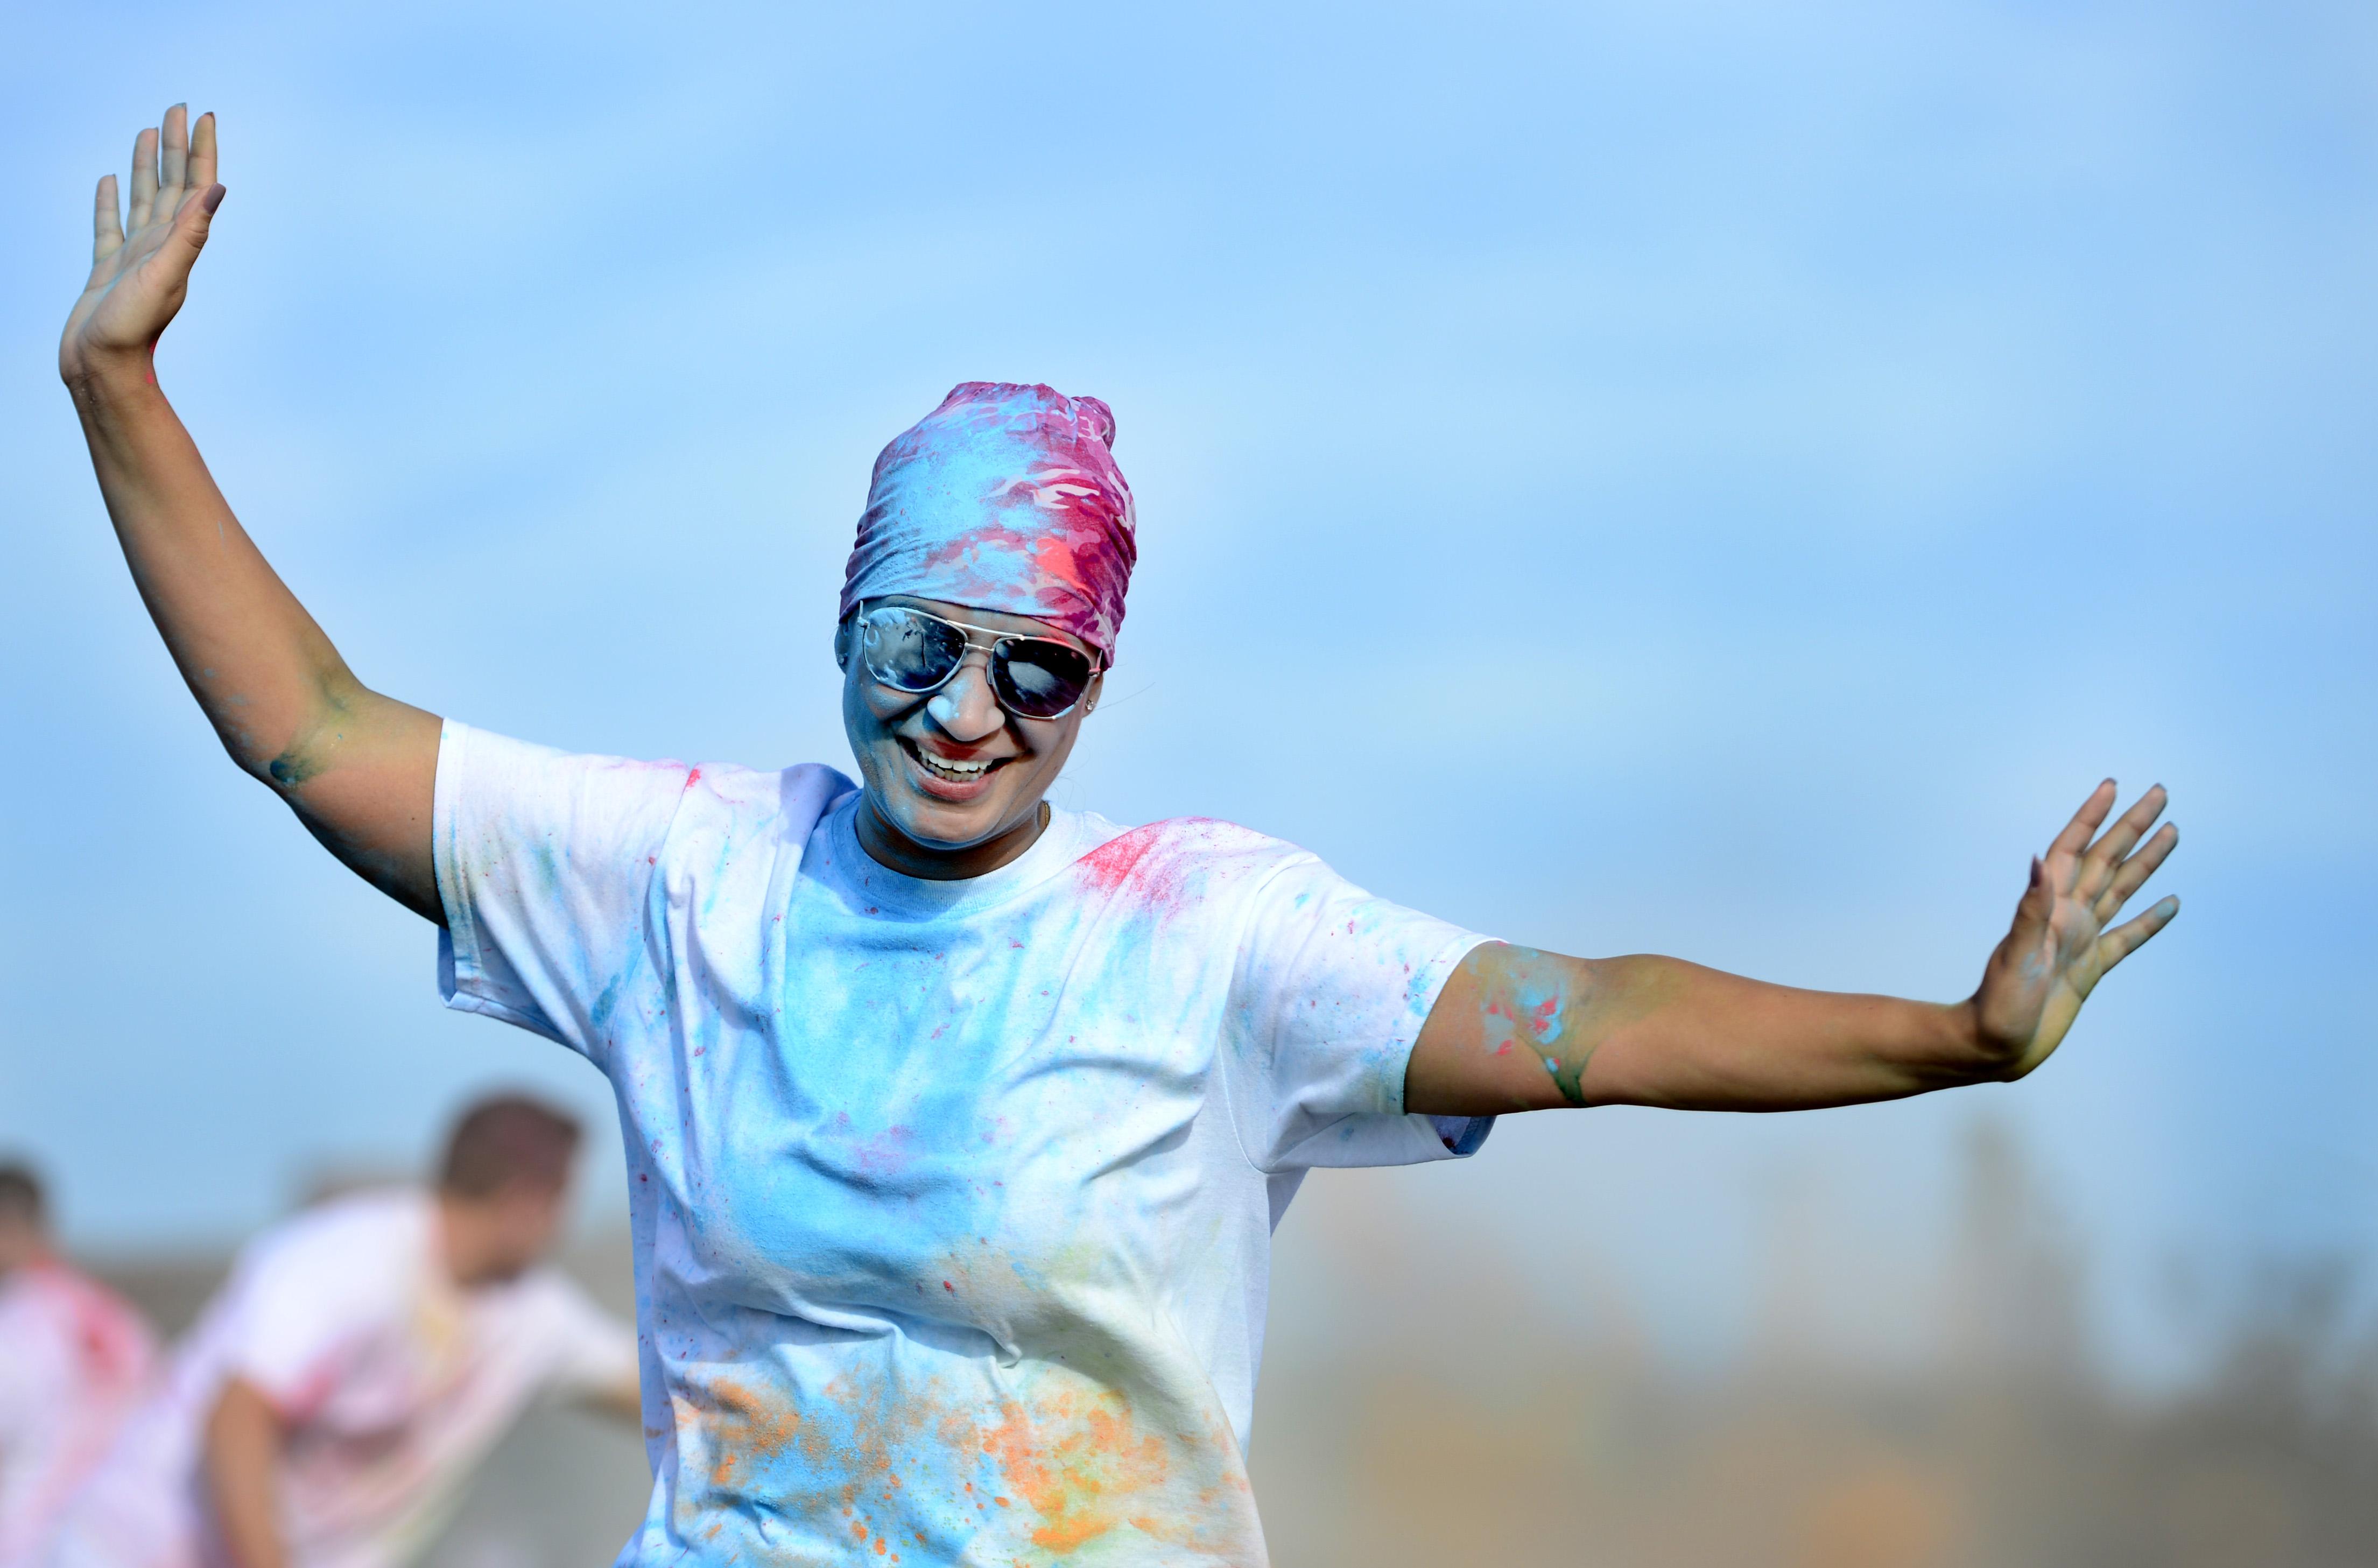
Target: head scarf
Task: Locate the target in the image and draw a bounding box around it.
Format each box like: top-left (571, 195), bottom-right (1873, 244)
top-left (839, 382), bottom-right (1137, 661)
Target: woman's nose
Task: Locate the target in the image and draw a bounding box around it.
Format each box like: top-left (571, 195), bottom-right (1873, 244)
top-left (925, 655), bottom-right (1004, 741)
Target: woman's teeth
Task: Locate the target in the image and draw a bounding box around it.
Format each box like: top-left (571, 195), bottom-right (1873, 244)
top-left (914, 750), bottom-right (995, 783)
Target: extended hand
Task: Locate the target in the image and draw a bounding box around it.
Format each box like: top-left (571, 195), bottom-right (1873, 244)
top-left (1973, 781), bottom-right (2178, 1079)
top-left (60, 106), bottom-right (222, 385)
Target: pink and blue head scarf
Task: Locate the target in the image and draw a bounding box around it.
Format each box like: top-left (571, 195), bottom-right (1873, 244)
top-left (839, 382), bottom-right (1138, 663)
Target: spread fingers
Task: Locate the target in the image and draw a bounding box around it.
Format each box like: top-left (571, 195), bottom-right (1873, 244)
top-left (94, 173), bottom-right (125, 262)
top-left (2042, 780), bottom-right (2117, 896)
top-left (188, 111), bottom-right (218, 193)
top-left (2095, 820), bottom-right (2178, 922)
top-left (127, 125), bottom-right (159, 232)
top-left (2099, 896), bottom-right (2180, 969)
top-left (2077, 785), bottom-right (2169, 904)
top-left (158, 104), bottom-right (190, 209)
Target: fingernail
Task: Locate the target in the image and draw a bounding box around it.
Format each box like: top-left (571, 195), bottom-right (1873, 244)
top-left (202, 184), bottom-right (226, 214)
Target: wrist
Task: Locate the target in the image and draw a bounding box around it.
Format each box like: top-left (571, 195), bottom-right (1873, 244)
top-left (61, 345), bottom-right (158, 406)
top-left (1947, 995), bottom-right (2017, 1082)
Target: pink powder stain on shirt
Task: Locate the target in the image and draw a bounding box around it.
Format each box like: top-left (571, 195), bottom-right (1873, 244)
top-left (12, 1264), bottom-right (151, 1395)
top-left (1070, 818), bottom-right (1243, 914)
top-left (1073, 827), bottom-right (1161, 898)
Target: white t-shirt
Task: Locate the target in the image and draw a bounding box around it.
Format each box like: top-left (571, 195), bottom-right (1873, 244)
top-left (429, 722), bottom-right (1494, 1566)
top-left (47, 1189), bottom-right (635, 1568)
top-left (0, 1263), bottom-right (156, 1568)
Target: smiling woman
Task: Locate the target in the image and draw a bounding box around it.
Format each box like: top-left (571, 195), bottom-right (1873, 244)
top-left (58, 106), bottom-right (2180, 1568)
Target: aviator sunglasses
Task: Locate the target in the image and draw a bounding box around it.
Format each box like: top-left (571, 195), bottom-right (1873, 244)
top-left (852, 603), bottom-right (1102, 721)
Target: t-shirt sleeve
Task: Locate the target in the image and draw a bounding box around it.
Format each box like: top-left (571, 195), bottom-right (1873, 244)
top-left (1224, 853), bottom-right (1496, 1172)
top-left (214, 1231), bottom-right (385, 1422)
top-left (433, 720), bottom-right (696, 1056)
top-left (522, 1275), bottom-right (641, 1401)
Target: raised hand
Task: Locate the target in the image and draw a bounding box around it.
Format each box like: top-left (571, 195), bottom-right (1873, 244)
top-left (1973, 782), bottom-right (2179, 1079)
top-left (60, 106), bottom-right (223, 385)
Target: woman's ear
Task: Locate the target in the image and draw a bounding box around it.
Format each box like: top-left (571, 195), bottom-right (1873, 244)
top-left (833, 617), bottom-right (852, 672)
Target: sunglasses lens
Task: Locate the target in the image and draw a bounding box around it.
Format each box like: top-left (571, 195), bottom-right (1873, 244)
top-left (859, 607), bottom-right (965, 692)
top-left (991, 639), bottom-right (1094, 719)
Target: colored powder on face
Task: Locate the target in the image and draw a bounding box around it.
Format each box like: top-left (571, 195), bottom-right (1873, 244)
top-left (839, 383), bottom-right (1137, 660)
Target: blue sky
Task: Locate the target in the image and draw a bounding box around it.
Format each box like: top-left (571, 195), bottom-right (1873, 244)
top-left (4, 0), bottom-right (2371, 1381)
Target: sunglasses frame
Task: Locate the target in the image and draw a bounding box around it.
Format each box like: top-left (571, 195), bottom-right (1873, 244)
top-left (852, 602), bottom-right (1103, 721)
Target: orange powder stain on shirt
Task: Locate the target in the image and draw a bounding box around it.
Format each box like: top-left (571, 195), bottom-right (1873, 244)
top-left (981, 1389), bottom-right (1171, 1554)
top-left (686, 1375), bottom-right (812, 1494)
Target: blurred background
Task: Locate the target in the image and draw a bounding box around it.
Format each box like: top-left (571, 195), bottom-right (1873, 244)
top-left (4, 0), bottom-right (2372, 1562)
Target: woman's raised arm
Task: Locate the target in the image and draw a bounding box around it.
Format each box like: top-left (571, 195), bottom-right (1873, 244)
top-left (59, 108), bottom-right (442, 921)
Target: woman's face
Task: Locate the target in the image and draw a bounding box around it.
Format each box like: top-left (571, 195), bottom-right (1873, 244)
top-left (839, 596), bottom-right (1104, 878)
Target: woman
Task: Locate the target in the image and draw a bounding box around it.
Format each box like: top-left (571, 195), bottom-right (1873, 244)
top-left (59, 109), bottom-right (2178, 1567)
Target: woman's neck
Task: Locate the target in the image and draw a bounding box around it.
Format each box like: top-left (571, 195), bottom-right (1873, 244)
top-left (856, 796), bottom-right (1050, 881)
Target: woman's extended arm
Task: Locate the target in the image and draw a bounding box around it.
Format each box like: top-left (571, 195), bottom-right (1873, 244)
top-left (59, 108), bottom-right (441, 921)
top-left (1406, 781), bottom-right (2179, 1115)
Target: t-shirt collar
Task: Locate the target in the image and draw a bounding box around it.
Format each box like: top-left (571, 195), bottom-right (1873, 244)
top-left (820, 793), bottom-right (1100, 920)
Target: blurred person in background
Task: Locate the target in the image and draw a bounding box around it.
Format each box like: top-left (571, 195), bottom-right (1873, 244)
top-left (0, 1164), bottom-right (156, 1568)
top-left (57, 109), bottom-right (2181, 1565)
top-left (44, 1097), bottom-right (638, 1568)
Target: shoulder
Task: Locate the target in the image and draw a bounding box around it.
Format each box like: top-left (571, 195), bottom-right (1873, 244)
top-left (494, 1264), bottom-right (611, 1331)
top-left (44, 1264), bottom-right (149, 1334)
top-left (1065, 816), bottom-right (1318, 905)
top-left (441, 722), bottom-right (854, 843)
top-left (659, 763), bottom-right (857, 897)
top-left (473, 1266), bottom-right (630, 1373)
top-left (30, 1265), bottom-right (156, 1377)
top-left (0, 1264), bottom-right (127, 1342)
top-left (240, 1189), bottom-right (422, 1296)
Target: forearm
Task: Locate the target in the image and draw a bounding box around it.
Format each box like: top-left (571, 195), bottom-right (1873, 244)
top-left (202, 1377), bottom-right (287, 1568)
top-left (579, 1372), bottom-right (646, 1423)
top-left (1408, 945), bottom-right (2002, 1116)
top-left (1570, 955), bottom-right (1990, 1111)
top-left (66, 363), bottom-right (441, 913)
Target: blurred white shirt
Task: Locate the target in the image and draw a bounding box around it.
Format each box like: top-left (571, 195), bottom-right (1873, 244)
top-left (0, 1262), bottom-right (156, 1568)
top-left (46, 1189), bottom-right (634, 1568)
